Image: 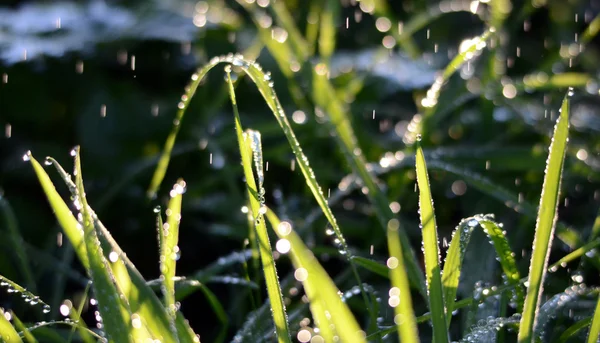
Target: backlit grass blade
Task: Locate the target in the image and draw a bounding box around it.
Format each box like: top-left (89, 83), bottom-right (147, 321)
top-left (0, 308), bottom-right (23, 343)
top-left (318, 0), bottom-right (338, 62)
top-left (0, 275), bottom-right (50, 314)
top-left (265, 209), bottom-right (366, 343)
top-left (36, 157), bottom-right (186, 343)
top-left (415, 139), bottom-right (449, 343)
top-left (161, 180), bottom-right (185, 332)
top-left (442, 215), bottom-right (523, 327)
top-left (11, 312), bottom-right (36, 343)
top-left (66, 282), bottom-right (94, 343)
top-left (269, 0), bottom-right (310, 61)
top-left (0, 198), bottom-right (36, 293)
top-left (518, 91), bottom-right (571, 342)
top-left (226, 68), bottom-right (291, 343)
top-left (386, 219), bottom-right (420, 343)
top-left (587, 295), bottom-right (600, 343)
top-left (73, 147), bottom-right (132, 343)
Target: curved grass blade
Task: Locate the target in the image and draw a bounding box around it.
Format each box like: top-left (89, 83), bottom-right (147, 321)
top-left (18, 321), bottom-right (104, 342)
top-left (386, 219), bottom-right (420, 343)
top-left (197, 284), bottom-right (227, 343)
top-left (0, 198), bottom-right (36, 293)
top-left (41, 157), bottom-right (193, 343)
top-left (227, 68), bottom-right (291, 343)
top-left (160, 180), bottom-right (185, 336)
top-left (11, 312), bottom-right (36, 343)
top-left (415, 139), bottom-right (449, 343)
top-left (265, 209), bottom-right (366, 343)
top-left (73, 148), bottom-right (132, 343)
top-left (587, 295), bottom-right (600, 343)
top-left (442, 215), bottom-right (524, 327)
top-left (535, 284), bottom-right (598, 342)
top-left (557, 317), bottom-right (593, 343)
top-left (0, 275), bottom-right (50, 314)
top-left (518, 91), bottom-right (571, 342)
top-left (0, 308), bottom-right (23, 343)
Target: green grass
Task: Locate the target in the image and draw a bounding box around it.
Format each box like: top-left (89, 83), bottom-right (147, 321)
top-left (2, 1), bottom-right (600, 342)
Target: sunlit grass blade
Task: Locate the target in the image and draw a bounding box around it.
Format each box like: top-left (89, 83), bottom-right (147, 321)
top-left (73, 147), bottom-right (132, 343)
top-left (415, 139), bottom-right (449, 343)
top-left (318, 0), bottom-right (338, 62)
top-left (518, 91), bottom-right (571, 342)
top-left (581, 13), bottom-right (600, 44)
top-left (37, 157), bottom-right (186, 343)
top-left (0, 308), bottom-right (23, 343)
top-left (160, 180), bottom-right (185, 335)
top-left (269, 0), bottom-right (310, 61)
top-left (442, 215), bottom-right (524, 327)
top-left (386, 219), bottom-right (420, 343)
top-left (226, 68), bottom-right (291, 343)
top-left (311, 52), bottom-right (426, 297)
top-left (0, 275), bottom-right (50, 314)
top-left (265, 209), bottom-right (366, 343)
top-left (10, 313), bottom-right (35, 343)
top-left (17, 321), bottom-right (103, 342)
top-left (587, 295), bottom-right (600, 343)
top-left (0, 198), bottom-right (36, 293)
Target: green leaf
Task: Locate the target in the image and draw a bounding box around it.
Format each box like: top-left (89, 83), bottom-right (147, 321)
top-left (73, 147), bottom-right (133, 343)
top-left (160, 180), bottom-right (185, 336)
top-left (518, 91), bottom-right (571, 342)
top-left (265, 209), bottom-right (366, 343)
top-left (0, 308), bottom-right (23, 343)
top-left (386, 219), bottom-right (420, 343)
top-left (350, 256), bottom-right (389, 278)
top-left (40, 157), bottom-right (194, 343)
top-left (442, 215), bottom-right (524, 328)
top-left (10, 312), bottom-right (36, 343)
top-left (587, 295), bottom-right (600, 343)
top-left (226, 68), bottom-right (291, 343)
top-left (415, 140), bottom-right (449, 343)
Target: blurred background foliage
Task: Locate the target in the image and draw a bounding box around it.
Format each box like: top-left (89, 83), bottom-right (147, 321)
top-left (1, 0), bottom-right (600, 341)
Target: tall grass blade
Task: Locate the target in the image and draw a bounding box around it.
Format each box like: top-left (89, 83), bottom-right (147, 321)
top-left (160, 180), bottom-right (185, 338)
top-left (415, 139), bottom-right (449, 343)
top-left (350, 256), bottom-right (389, 278)
top-left (0, 198), bottom-right (36, 293)
top-left (226, 68), bottom-right (291, 343)
top-left (587, 295), bottom-right (600, 343)
top-left (442, 215), bottom-right (524, 327)
top-left (518, 91), bottom-right (571, 342)
top-left (0, 308), bottom-right (23, 343)
top-left (73, 147), bottom-right (132, 343)
top-left (66, 282), bottom-right (94, 343)
top-left (265, 209), bottom-right (366, 343)
top-left (318, 0), bottom-right (338, 62)
top-left (386, 219), bottom-right (420, 343)
top-left (557, 317), bottom-right (593, 343)
top-left (35, 156), bottom-right (189, 343)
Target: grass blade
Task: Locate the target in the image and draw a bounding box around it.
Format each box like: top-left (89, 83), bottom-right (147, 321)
top-left (442, 215), bottom-right (524, 327)
top-left (587, 295), bottom-right (600, 343)
top-left (265, 209), bottom-right (366, 343)
top-left (0, 275), bottom-right (50, 314)
top-left (73, 147), bottom-right (132, 343)
top-left (557, 317), bottom-right (593, 343)
top-left (11, 312), bottom-right (36, 343)
top-left (226, 67), bottom-right (291, 343)
top-left (160, 180), bottom-right (185, 338)
top-left (0, 308), bottom-right (23, 343)
top-left (386, 219), bottom-right (420, 343)
top-left (350, 256), bottom-right (389, 279)
top-left (518, 91), bottom-right (571, 342)
top-left (415, 139), bottom-right (449, 343)
top-left (41, 157), bottom-right (193, 343)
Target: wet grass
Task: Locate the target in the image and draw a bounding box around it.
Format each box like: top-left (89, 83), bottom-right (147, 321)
top-left (1, 1), bottom-right (600, 343)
